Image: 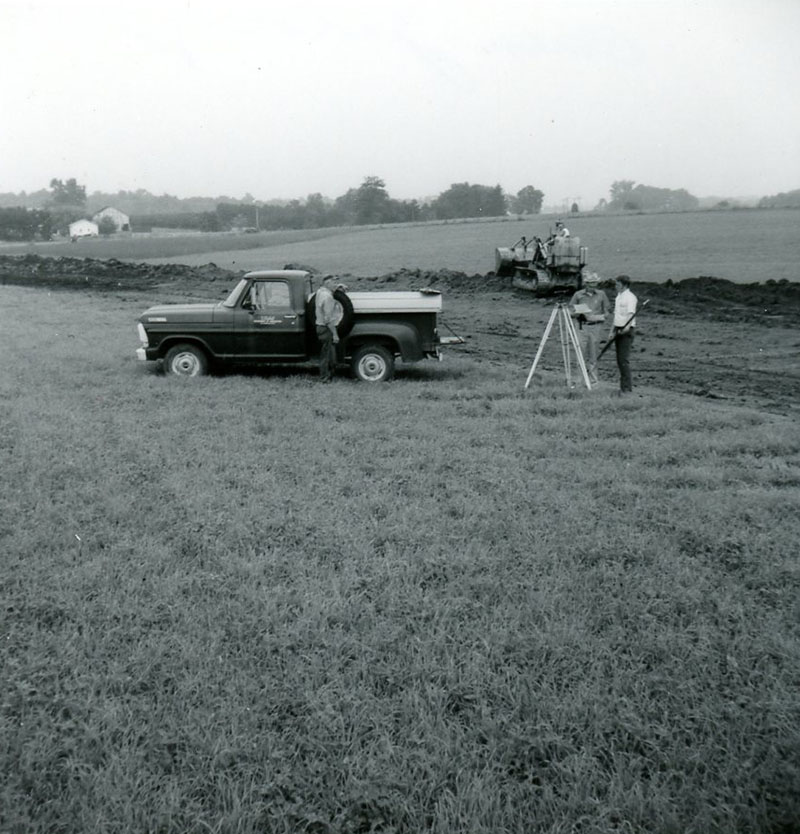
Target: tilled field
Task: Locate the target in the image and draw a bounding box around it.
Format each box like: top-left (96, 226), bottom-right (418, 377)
top-left (2, 254), bottom-right (798, 415)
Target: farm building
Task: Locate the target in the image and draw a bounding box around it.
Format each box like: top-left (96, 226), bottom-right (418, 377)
top-left (92, 206), bottom-right (130, 232)
top-left (68, 219), bottom-right (99, 239)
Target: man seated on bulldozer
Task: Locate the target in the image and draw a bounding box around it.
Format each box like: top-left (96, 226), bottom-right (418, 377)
top-left (544, 220), bottom-right (570, 251)
top-left (553, 220), bottom-right (571, 239)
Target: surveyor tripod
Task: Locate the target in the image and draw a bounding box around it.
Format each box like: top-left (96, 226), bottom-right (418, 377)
top-left (524, 303), bottom-right (592, 390)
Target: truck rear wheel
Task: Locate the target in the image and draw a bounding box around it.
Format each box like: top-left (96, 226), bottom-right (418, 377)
top-left (164, 343), bottom-right (208, 377)
top-left (351, 344), bottom-right (394, 382)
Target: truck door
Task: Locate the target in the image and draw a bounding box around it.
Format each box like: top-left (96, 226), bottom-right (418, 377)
top-left (232, 279), bottom-right (306, 358)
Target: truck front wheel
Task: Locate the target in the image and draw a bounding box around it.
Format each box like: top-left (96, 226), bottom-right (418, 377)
top-left (351, 344), bottom-right (394, 382)
top-left (164, 343), bottom-right (208, 377)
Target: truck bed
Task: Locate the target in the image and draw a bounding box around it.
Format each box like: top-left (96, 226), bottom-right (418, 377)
top-left (346, 290), bottom-right (442, 314)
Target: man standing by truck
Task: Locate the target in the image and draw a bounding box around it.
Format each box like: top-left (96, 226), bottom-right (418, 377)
top-left (569, 272), bottom-right (610, 383)
top-left (315, 274), bottom-right (340, 382)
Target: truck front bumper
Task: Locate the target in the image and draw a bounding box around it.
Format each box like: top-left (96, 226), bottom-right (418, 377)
top-left (136, 347), bottom-right (159, 361)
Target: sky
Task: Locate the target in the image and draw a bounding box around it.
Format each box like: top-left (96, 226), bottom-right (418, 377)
top-left (2, 0), bottom-right (799, 208)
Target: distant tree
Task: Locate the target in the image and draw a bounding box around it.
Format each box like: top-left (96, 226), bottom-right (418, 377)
top-left (388, 198), bottom-right (421, 223)
top-left (610, 180), bottom-right (635, 204)
top-left (511, 185), bottom-right (544, 214)
top-left (758, 188), bottom-right (800, 209)
top-left (570, 202), bottom-right (579, 213)
top-left (355, 176), bottom-right (390, 225)
top-left (608, 181), bottom-right (698, 212)
top-left (283, 200), bottom-right (306, 229)
top-left (0, 206), bottom-right (53, 241)
top-left (217, 203), bottom-right (257, 230)
top-left (97, 216), bottom-right (117, 235)
top-left (199, 212), bottom-right (221, 232)
top-left (662, 188), bottom-right (698, 211)
top-left (48, 205), bottom-right (85, 235)
top-left (45, 178), bottom-right (88, 233)
top-left (333, 188), bottom-right (359, 226)
top-left (0, 189), bottom-right (51, 209)
top-left (49, 177), bottom-right (87, 207)
top-left (431, 182), bottom-right (507, 220)
top-left (304, 193), bottom-right (329, 228)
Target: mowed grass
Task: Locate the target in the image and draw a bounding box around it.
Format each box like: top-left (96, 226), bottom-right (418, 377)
top-left (6, 208), bottom-right (800, 283)
top-left (2, 286), bottom-right (800, 833)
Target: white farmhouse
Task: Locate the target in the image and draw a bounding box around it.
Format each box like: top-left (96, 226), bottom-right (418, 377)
top-left (92, 206), bottom-right (131, 232)
top-left (68, 219), bottom-right (99, 239)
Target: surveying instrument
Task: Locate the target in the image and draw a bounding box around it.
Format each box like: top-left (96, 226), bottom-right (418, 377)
top-left (524, 302), bottom-right (592, 390)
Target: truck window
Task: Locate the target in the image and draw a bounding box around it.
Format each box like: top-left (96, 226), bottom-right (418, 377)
top-left (251, 281), bottom-right (291, 310)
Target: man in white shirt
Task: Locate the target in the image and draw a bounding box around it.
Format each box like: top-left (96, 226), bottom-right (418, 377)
top-left (607, 274), bottom-right (637, 393)
top-left (315, 274), bottom-right (340, 382)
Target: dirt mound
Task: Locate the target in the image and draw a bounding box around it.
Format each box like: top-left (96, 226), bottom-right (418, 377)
top-left (0, 254), bottom-right (240, 290)
top-left (353, 267), bottom-right (509, 294)
top-left (638, 275), bottom-right (800, 325)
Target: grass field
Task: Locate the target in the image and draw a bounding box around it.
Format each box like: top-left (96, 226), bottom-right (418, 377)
top-left (2, 286), bottom-right (799, 833)
top-left (4, 208), bottom-right (800, 284)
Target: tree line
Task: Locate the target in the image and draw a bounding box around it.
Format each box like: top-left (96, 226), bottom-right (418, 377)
top-left (604, 180), bottom-right (699, 212)
top-left (0, 177), bottom-right (544, 241)
top-left (757, 188), bottom-right (800, 209)
top-left (7, 174), bottom-right (777, 242)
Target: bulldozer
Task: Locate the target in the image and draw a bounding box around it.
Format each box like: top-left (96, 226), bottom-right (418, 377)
top-left (494, 230), bottom-right (588, 295)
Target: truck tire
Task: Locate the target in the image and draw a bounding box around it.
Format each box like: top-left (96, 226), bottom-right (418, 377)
top-left (164, 343), bottom-right (208, 377)
top-left (306, 288), bottom-right (355, 337)
top-left (351, 344), bottom-right (394, 382)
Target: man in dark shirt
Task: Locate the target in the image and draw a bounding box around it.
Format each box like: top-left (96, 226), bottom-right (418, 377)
top-left (569, 272), bottom-right (610, 383)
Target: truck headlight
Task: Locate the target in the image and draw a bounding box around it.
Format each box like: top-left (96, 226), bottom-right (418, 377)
top-left (137, 323), bottom-right (148, 346)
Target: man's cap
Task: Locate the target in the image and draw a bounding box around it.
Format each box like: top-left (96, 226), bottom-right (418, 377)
top-left (583, 272), bottom-right (600, 285)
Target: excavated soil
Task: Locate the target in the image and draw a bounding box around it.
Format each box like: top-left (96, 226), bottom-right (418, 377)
top-left (2, 254), bottom-right (799, 415)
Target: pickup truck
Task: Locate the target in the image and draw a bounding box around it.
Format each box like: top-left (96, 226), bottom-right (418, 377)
top-left (135, 269), bottom-right (462, 382)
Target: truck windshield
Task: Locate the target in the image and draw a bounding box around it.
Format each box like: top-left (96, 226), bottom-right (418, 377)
top-left (222, 279), bottom-right (249, 308)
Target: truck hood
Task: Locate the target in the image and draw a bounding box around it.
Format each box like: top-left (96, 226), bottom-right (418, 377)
top-left (140, 303), bottom-right (219, 323)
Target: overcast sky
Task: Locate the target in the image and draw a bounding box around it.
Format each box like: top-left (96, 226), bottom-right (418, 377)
top-left (2, 0), bottom-right (799, 207)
